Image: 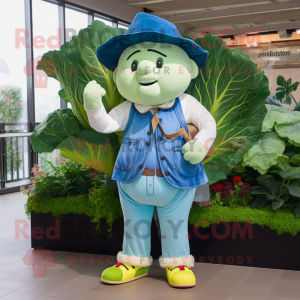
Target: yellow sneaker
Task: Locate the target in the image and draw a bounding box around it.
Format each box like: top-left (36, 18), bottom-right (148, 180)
top-left (101, 263), bottom-right (149, 284)
top-left (165, 265), bottom-right (196, 288)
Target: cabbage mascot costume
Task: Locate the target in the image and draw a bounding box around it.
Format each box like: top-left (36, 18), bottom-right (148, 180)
top-left (83, 12), bottom-right (216, 288)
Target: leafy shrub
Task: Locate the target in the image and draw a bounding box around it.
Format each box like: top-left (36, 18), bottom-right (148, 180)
top-left (240, 105), bottom-right (300, 217)
top-left (25, 183), bottom-right (122, 237)
top-left (21, 160), bottom-right (106, 200)
top-left (251, 161), bottom-right (300, 217)
top-left (189, 203), bottom-right (300, 236)
top-left (88, 185), bottom-right (122, 237)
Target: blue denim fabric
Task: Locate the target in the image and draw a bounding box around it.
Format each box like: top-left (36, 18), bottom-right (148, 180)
top-left (118, 176), bottom-right (196, 259)
top-left (112, 98), bottom-right (208, 189)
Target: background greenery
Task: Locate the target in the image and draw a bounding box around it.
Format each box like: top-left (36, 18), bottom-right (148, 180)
top-left (240, 105), bottom-right (300, 217)
top-left (0, 85), bottom-right (24, 174)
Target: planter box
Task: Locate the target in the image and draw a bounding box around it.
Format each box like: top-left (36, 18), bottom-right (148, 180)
top-left (31, 211), bottom-right (300, 271)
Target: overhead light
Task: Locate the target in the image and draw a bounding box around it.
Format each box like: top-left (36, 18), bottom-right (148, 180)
top-left (247, 41), bottom-right (258, 48)
top-left (297, 29), bottom-right (300, 34)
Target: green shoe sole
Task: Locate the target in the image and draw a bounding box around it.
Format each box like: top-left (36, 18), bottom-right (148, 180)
top-left (101, 273), bottom-right (148, 285)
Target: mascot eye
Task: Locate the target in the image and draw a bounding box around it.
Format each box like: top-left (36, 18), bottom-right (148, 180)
top-left (131, 60), bottom-right (138, 72)
top-left (156, 58), bottom-right (163, 68)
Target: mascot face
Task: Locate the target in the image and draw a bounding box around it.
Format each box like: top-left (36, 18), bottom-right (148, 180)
top-left (113, 42), bottom-right (198, 105)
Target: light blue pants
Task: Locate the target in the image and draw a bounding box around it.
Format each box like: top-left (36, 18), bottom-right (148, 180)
top-left (117, 174), bottom-right (196, 268)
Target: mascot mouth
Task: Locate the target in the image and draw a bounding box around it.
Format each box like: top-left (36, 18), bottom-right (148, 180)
top-left (139, 81), bottom-right (157, 86)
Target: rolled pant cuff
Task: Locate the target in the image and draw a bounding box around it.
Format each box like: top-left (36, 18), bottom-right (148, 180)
top-left (159, 255), bottom-right (195, 268)
top-left (117, 251), bottom-right (153, 267)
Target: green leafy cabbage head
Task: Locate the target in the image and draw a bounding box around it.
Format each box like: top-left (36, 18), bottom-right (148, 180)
top-left (186, 34), bottom-right (270, 183)
top-left (37, 21), bottom-right (126, 129)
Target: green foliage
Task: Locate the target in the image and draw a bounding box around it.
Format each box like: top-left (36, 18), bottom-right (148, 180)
top-left (58, 130), bottom-right (119, 175)
top-left (189, 204), bottom-right (300, 236)
top-left (23, 160), bottom-right (122, 236)
top-left (31, 109), bottom-right (84, 153)
top-left (31, 107), bottom-right (120, 176)
top-left (242, 132), bottom-right (286, 174)
top-left (25, 193), bottom-right (94, 220)
top-left (294, 101), bottom-right (300, 112)
top-left (34, 21), bottom-right (125, 176)
top-left (22, 160), bottom-right (106, 200)
top-left (88, 185), bottom-right (123, 237)
top-left (25, 184), bottom-right (123, 237)
top-left (276, 75), bottom-right (299, 105)
top-left (240, 104), bottom-right (300, 217)
top-left (1, 85), bottom-right (24, 174)
top-left (250, 160), bottom-right (300, 218)
top-left (187, 34), bottom-right (269, 184)
top-left (36, 23), bottom-right (125, 126)
top-left (38, 150), bottom-right (60, 175)
top-left (243, 105), bottom-right (300, 175)
top-left (262, 104), bottom-right (300, 132)
top-left (275, 123), bottom-right (300, 145)
top-left (0, 85), bottom-right (23, 123)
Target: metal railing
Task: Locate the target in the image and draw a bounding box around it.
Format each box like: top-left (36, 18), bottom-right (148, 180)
top-left (0, 131), bottom-right (33, 194)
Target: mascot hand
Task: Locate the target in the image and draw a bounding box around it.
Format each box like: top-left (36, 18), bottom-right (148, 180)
top-left (181, 140), bottom-right (208, 164)
top-left (83, 80), bottom-right (106, 110)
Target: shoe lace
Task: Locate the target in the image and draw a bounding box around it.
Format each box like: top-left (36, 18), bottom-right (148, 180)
top-left (115, 263), bottom-right (135, 270)
top-left (169, 265), bottom-right (190, 271)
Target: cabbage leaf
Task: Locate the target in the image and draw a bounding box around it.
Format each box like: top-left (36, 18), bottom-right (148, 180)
top-left (188, 34), bottom-right (270, 183)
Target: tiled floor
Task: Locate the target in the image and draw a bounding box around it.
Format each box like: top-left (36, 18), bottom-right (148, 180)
top-left (0, 192), bottom-right (300, 300)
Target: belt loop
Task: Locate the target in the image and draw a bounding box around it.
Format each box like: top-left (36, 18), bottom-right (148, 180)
top-left (146, 176), bottom-right (154, 196)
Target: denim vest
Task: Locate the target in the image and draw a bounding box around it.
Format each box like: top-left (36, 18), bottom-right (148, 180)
top-left (111, 98), bottom-right (208, 189)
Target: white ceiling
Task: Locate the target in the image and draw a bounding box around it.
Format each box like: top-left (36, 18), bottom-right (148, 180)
top-left (116, 0), bottom-right (300, 36)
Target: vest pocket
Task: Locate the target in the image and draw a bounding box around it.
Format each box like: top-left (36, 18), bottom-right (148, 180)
top-left (117, 138), bottom-right (139, 172)
top-left (172, 147), bottom-right (202, 178)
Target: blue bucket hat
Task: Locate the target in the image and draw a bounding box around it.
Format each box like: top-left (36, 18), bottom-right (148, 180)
top-left (97, 12), bottom-right (209, 71)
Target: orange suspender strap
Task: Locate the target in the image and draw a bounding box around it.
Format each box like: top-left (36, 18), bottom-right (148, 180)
top-left (151, 108), bottom-right (191, 143)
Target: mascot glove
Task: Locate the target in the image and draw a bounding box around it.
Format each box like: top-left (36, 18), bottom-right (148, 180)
top-left (83, 80), bottom-right (106, 111)
top-left (181, 140), bottom-right (208, 165)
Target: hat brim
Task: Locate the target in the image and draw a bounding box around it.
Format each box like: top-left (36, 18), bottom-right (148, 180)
top-left (97, 31), bottom-right (209, 71)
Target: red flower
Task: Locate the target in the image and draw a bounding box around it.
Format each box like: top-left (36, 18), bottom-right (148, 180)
top-left (214, 184), bottom-right (224, 191)
top-left (210, 186), bottom-right (216, 191)
top-left (233, 176), bottom-right (242, 184)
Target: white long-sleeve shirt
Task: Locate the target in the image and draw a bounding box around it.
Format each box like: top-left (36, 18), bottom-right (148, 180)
top-left (85, 93), bottom-right (216, 150)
